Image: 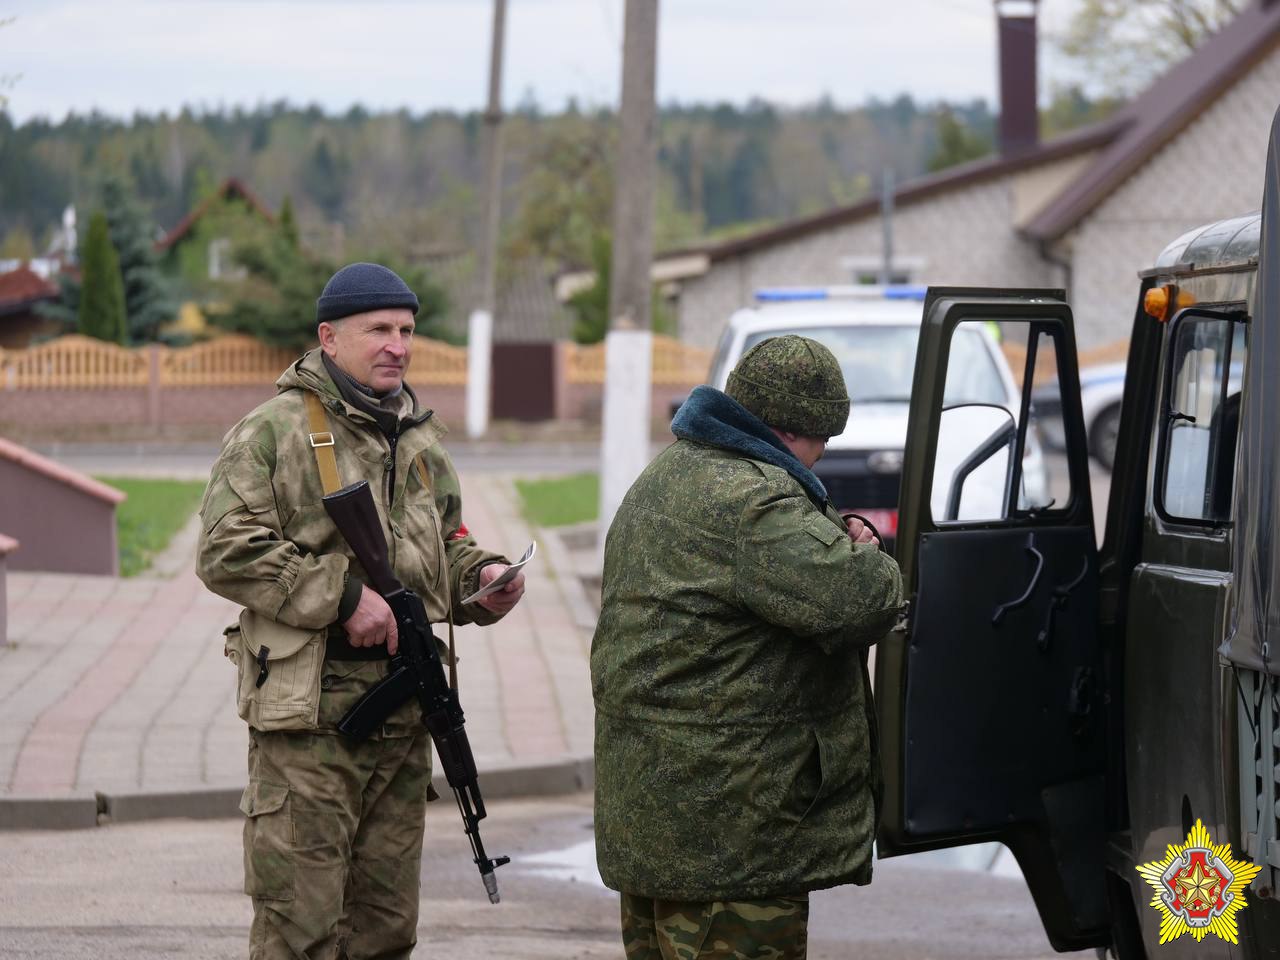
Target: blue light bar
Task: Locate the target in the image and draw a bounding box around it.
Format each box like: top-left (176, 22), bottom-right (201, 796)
top-left (882, 285), bottom-right (928, 301)
top-left (753, 284), bottom-right (928, 303)
top-left (754, 288), bottom-right (829, 302)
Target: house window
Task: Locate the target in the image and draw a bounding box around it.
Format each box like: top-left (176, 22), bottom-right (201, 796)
top-left (208, 237), bottom-right (246, 281)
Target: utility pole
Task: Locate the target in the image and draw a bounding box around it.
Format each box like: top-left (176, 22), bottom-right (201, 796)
top-left (599, 0), bottom-right (660, 541)
top-left (879, 166), bottom-right (895, 286)
top-left (466, 0), bottom-right (507, 439)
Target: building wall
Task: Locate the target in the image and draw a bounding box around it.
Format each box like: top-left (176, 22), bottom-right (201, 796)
top-left (1067, 41), bottom-right (1280, 348)
top-left (677, 173), bottom-right (1060, 349)
top-left (0, 458), bottom-right (118, 576)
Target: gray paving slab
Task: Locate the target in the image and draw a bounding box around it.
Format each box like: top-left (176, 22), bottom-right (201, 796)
top-left (0, 457), bottom-right (601, 829)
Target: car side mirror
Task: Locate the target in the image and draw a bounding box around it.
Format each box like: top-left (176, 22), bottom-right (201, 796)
top-left (932, 403), bottom-right (1016, 522)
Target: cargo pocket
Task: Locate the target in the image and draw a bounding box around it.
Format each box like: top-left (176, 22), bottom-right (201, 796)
top-left (236, 610), bottom-right (325, 732)
top-left (240, 779), bottom-right (295, 901)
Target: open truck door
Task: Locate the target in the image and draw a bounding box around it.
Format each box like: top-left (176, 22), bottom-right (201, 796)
top-left (876, 288), bottom-right (1108, 952)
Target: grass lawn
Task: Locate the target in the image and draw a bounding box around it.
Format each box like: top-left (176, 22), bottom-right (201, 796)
top-left (95, 476), bottom-right (208, 577)
top-left (514, 472), bottom-right (599, 527)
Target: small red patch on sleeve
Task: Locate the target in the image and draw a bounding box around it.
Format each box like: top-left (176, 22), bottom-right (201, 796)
top-left (449, 522), bottom-right (470, 541)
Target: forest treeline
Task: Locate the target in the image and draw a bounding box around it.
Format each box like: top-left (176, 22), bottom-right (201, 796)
top-left (0, 89), bottom-right (1116, 268)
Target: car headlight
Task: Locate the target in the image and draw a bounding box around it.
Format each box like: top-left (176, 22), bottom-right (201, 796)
top-left (867, 450), bottom-right (903, 474)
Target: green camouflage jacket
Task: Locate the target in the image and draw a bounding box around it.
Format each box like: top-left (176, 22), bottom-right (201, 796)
top-left (591, 386), bottom-right (904, 901)
top-left (196, 348), bottom-right (504, 731)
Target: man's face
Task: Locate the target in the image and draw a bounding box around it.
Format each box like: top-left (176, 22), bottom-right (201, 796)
top-left (791, 435), bottom-right (829, 470)
top-left (318, 308), bottom-right (415, 394)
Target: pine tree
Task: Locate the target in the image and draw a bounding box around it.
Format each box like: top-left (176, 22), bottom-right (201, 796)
top-left (42, 176), bottom-right (176, 342)
top-left (100, 176), bottom-right (176, 342)
top-left (77, 211), bottom-right (127, 344)
top-left (278, 195), bottom-right (299, 249)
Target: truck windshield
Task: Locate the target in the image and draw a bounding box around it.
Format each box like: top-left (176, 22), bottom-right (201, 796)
top-left (742, 324), bottom-right (1005, 405)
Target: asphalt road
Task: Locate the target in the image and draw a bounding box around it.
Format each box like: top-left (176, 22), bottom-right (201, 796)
top-left (0, 792), bottom-right (1090, 960)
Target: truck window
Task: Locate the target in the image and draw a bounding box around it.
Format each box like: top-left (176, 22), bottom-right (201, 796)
top-left (1157, 315), bottom-right (1246, 525)
top-left (930, 320), bottom-right (1074, 524)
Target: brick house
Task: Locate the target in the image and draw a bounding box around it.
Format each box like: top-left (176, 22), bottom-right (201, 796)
top-left (0, 265), bottom-right (61, 349)
top-left (663, 0), bottom-right (1280, 351)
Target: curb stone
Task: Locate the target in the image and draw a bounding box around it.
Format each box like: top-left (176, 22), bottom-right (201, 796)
top-left (0, 756), bottom-right (594, 830)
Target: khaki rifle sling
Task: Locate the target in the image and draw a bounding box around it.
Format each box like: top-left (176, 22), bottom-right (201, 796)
top-left (304, 391), bottom-right (458, 691)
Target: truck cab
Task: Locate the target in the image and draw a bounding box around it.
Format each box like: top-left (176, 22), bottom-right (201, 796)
top-left (875, 103), bottom-right (1280, 957)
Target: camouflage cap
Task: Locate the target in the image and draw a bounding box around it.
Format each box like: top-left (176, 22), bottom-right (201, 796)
top-left (726, 335), bottom-right (849, 437)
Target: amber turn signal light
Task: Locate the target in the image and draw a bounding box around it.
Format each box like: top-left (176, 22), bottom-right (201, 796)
top-left (1144, 284), bottom-right (1196, 322)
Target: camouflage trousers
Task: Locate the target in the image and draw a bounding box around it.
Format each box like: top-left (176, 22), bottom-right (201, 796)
top-left (619, 891), bottom-right (809, 960)
top-left (241, 722), bottom-right (431, 960)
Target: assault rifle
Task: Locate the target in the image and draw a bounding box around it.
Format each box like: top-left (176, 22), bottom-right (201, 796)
top-left (322, 479), bottom-right (509, 903)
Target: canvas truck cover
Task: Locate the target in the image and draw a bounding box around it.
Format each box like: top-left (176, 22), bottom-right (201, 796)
top-left (1224, 102), bottom-right (1280, 675)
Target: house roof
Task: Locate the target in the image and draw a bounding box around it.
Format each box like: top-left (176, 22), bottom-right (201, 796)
top-left (664, 0), bottom-right (1280, 264)
top-left (156, 176), bottom-right (274, 252)
top-left (0, 265), bottom-right (59, 312)
top-left (675, 116), bottom-right (1126, 264)
top-left (1024, 0), bottom-right (1280, 241)
top-left (0, 437), bottom-right (127, 506)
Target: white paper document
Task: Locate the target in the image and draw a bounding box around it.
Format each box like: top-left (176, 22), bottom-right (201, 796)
top-left (461, 542), bottom-right (537, 604)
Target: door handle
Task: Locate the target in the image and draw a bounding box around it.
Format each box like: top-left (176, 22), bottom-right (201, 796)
top-left (991, 533), bottom-right (1044, 626)
top-left (1037, 556), bottom-right (1090, 653)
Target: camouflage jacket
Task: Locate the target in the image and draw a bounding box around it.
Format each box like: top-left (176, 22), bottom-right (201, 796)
top-left (196, 348), bottom-right (505, 731)
top-left (591, 387), bottom-right (904, 900)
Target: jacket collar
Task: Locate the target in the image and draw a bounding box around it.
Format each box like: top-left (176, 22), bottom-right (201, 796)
top-left (671, 385), bottom-right (829, 505)
top-left (278, 348), bottom-right (439, 436)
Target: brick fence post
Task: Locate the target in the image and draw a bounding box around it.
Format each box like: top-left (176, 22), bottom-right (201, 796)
top-left (0, 533), bottom-right (17, 647)
top-left (147, 344), bottom-right (162, 429)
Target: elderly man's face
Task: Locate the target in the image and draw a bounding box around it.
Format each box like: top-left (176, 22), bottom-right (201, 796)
top-left (318, 308), bottom-right (415, 394)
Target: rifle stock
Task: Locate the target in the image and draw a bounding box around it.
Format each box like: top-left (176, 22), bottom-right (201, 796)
top-left (322, 480), bottom-right (509, 903)
top-left (322, 481), bottom-right (401, 596)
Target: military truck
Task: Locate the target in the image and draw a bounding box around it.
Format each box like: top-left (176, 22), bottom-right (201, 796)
top-left (875, 102), bottom-right (1280, 958)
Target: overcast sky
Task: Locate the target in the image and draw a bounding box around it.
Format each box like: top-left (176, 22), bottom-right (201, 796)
top-left (2, 0), bottom-right (1086, 123)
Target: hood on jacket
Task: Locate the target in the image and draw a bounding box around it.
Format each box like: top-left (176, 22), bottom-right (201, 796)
top-left (671, 385), bottom-right (829, 505)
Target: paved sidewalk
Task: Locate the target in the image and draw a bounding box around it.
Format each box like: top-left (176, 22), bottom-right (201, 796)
top-left (0, 470), bottom-right (597, 826)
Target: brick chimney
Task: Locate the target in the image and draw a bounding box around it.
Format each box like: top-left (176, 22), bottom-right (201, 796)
top-left (996, 0), bottom-right (1039, 155)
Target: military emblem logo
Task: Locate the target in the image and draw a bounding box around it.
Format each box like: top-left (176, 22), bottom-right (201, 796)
top-left (1136, 819), bottom-right (1262, 944)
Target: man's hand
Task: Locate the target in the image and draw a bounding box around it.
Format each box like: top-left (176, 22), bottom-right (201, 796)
top-left (476, 563), bottom-right (526, 616)
top-left (843, 514), bottom-right (881, 549)
top-left (344, 583), bottom-right (400, 655)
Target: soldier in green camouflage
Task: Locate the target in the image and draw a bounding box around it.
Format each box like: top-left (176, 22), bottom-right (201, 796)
top-left (592, 335), bottom-right (905, 959)
top-left (196, 262), bottom-right (525, 959)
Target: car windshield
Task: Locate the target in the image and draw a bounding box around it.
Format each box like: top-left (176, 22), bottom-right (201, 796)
top-left (741, 324), bottom-right (1005, 405)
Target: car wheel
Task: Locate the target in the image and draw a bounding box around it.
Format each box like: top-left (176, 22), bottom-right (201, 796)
top-left (1089, 404), bottom-right (1122, 471)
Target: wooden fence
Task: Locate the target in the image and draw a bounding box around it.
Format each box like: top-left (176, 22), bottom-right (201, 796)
top-left (1001, 338), bottom-right (1129, 388)
top-left (563, 334), bottom-right (712, 385)
top-left (0, 335), bottom-right (150, 389)
top-left (0, 334), bottom-right (472, 389)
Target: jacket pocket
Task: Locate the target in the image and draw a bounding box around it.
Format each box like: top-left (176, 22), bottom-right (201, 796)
top-left (240, 779), bottom-right (295, 901)
top-left (231, 610), bottom-right (325, 731)
top-left (798, 716), bottom-right (867, 823)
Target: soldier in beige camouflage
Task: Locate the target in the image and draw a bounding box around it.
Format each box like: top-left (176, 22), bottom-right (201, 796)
top-left (592, 335), bottom-right (905, 959)
top-left (197, 262), bottom-right (525, 959)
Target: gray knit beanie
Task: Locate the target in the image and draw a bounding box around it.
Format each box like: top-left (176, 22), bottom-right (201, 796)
top-left (316, 262), bottom-right (419, 324)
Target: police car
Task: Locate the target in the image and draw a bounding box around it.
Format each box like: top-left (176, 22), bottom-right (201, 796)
top-left (705, 285), bottom-right (1053, 550)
